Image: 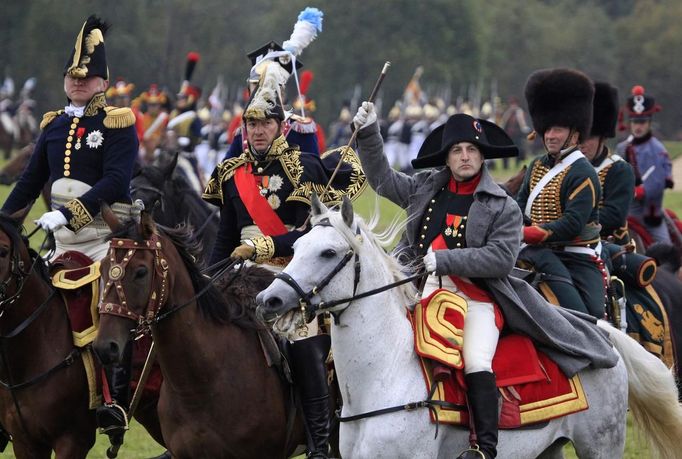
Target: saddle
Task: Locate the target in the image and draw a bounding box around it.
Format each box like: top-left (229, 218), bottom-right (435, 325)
top-left (408, 289), bottom-right (589, 428)
top-left (50, 251), bottom-right (163, 408)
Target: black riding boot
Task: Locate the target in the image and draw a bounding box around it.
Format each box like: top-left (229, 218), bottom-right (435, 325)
top-left (290, 334), bottom-right (332, 459)
top-left (456, 371), bottom-right (499, 459)
top-left (96, 341), bottom-right (133, 437)
top-left (0, 421), bottom-right (9, 452)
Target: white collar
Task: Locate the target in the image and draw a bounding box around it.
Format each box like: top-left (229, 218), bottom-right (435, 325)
top-left (64, 104), bottom-right (85, 118)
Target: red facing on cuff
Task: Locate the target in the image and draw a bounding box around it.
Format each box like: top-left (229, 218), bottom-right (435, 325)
top-left (523, 225), bottom-right (551, 244)
top-left (634, 185), bottom-right (645, 201)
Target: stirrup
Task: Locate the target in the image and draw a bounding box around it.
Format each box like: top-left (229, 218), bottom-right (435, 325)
top-left (96, 402), bottom-right (130, 435)
top-left (456, 445), bottom-right (486, 459)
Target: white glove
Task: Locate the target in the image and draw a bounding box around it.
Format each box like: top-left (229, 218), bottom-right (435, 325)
top-left (423, 252), bottom-right (437, 273)
top-left (35, 210), bottom-right (67, 232)
top-left (352, 101), bottom-right (377, 131)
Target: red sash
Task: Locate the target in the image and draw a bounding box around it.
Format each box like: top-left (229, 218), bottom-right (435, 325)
top-left (233, 164), bottom-right (288, 236)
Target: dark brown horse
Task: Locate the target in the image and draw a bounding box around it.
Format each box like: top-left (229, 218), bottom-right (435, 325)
top-left (92, 208), bottom-right (304, 458)
top-left (0, 211), bottom-right (164, 458)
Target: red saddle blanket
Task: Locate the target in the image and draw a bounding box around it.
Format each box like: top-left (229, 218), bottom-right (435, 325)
top-left (409, 289), bottom-right (588, 428)
top-left (51, 251), bottom-right (162, 399)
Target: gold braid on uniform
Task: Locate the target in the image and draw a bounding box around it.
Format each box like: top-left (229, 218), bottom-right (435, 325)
top-left (528, 161), bottom-right (570, 224)
top-left (251, 236), bottom-right (275, 263)
top-left (84, 93), bottom-right (107, 117)
top-left (288, 146), bottom-right (367, 206)
top-left (202, 156), bottom-right (248, 205)
top-left (64, 199), bottom-right (94, 232)
top-left (103, 107), bottom-right (136, 128)
top-left (597, 164), bottom-right (613, 209)
top-left (40, 110), bottom-right (64, 130)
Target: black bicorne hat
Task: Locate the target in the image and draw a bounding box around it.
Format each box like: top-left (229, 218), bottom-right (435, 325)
top-left (525, 68), bottom-right (594, 141)
top-left (411, 114), bottom-right (519, 169)
top-left (590, 82), bottom-right (619, 139)
top-left (64, 15), bottom-right (109, 80)
top-left (624, 85), bottom-right (660, 120)
top-left (247, 41), bottom-right (303, 83)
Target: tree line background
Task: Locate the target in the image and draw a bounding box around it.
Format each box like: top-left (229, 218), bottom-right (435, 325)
top-left (2, 0), bottom-right (681, 138)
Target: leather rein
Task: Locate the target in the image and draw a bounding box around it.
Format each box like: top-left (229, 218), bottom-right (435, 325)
top-left (273, 219), bottom-right (425, 324)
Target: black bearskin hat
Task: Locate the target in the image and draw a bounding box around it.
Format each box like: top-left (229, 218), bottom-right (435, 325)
top-left (590, 82), bottom-right (619, 139)
top-left (524, 68), bottom-right (594, 141)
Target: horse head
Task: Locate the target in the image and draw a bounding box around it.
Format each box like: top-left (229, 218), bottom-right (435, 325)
top-left (0, 207), bottom-right (33, 306)
top-left (257, 194), bottom-right (413, 339)
top-left (93, 203), bottom-right (173, 365)
top-left (130, 152), bottom-right (179, 220)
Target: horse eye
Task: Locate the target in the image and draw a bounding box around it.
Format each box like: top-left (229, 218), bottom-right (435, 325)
top-left (0, 248), bottom-right (8, 258)
top-left (134, 266), bottom-right (148, 279)
top-left (321, 249), bottom-right (337, 258)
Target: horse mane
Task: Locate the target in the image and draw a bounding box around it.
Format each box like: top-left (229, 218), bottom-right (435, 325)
top-left (310, 205), bottom-right (418, 305)
top-left (0, 214), bottom-right (49, 282)
top-left (109, 220), bottom-right (268, 328)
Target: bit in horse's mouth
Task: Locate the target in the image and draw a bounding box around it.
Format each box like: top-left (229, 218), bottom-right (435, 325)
top-left (273, 310), bottom-right (301, 336)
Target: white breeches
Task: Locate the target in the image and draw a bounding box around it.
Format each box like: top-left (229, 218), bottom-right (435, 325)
top-left (423, 275), bottom-right (499, 374)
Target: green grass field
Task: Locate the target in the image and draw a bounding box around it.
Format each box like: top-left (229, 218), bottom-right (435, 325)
top-left (0, 152), bottom-right (671, 458)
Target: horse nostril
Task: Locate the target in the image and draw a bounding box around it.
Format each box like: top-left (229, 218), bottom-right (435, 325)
top-left (265, 296), bottom-right (283, 311)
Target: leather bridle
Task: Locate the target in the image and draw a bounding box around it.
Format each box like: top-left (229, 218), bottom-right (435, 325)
top-left (98, 234), bottom-right (169, 336)
top-left (270, 219), bottom-right (426, 325)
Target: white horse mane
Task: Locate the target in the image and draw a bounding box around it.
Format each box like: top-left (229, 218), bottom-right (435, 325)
top-left (310, 205), bottom-right (418, 305)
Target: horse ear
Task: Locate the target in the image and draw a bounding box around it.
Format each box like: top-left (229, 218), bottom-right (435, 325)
top-left (8, 204), bottom-right (32, 224)
top-left (310, 192), bottom-right (327, 217)
top-left (101, 202), bottom-right (121, 232)
top-left (139, 211), bottom-right (156, 239)
top-left (163, 152), bottom-right (179, 178)
top-left (341, 196), bottom-right (354, 228)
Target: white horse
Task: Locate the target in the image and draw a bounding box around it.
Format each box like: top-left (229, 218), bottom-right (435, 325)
top-left (257, 196), bottom-right (682, 459)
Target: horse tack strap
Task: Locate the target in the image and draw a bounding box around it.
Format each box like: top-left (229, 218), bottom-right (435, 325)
top-left (98, 235), bottom-right (169, 332)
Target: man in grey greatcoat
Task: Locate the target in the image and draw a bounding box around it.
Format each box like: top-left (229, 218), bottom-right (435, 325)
top-left (352, 102), bottom-right (619, 459)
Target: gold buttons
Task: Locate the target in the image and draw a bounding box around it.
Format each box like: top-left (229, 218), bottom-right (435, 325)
top-left (419, 243), bottom-right (424, 248)
top-left (65, 150), bottom-right (71, 156)
top-left (72, 117), bottom-right (80, 123)
top-left (70, 124), bottom-right (78, 129)
top-left (456, 243), bottom-right (461, 247)
top-left (423, 225), bottom-right (427, 230)
top-left (428, 208), bottom-right (432, 212)
top-left (66, 143), bottom-right (72, 149)
top-left (64, 157), bottom-right (71, 163)
top-left (64, 164), bottom-right (70, 170)
top-left (67, 136), bottom-right (73, 142)
top-left (420, 235), bottom-right (425, 239)
top-left (431, 199), bottom-right (436, 203)
top-left (64, 170), bottom-right (71, 177)
top-left (426, 217), bottom-right (430, 221)
top-left (69, 129), bottom-right (75, 136)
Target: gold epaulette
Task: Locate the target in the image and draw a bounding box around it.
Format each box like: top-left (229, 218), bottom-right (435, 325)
top-left (103, 106), bottom-right (136, 129)
top-left (40, 110), bottom-right (63, 130)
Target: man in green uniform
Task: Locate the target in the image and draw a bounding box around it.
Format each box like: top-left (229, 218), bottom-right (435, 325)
top-left (580, 82), bottom-right (635, 245)
top-left (516, 68), bottom-right (606, 319)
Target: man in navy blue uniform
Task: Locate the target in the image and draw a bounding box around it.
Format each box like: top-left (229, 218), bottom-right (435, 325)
top-left (3, 16), bottom-right (137, 262)
top-left (2, 15), bottom-right (139, 441)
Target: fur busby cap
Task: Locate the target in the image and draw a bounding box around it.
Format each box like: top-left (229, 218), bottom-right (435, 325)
top-left (412, 114), bottom-right (518, 169)
top-left (624, 85), bottom-right (661, 120)
top-left (64, 15), bottom-right (109, 80)
top-left (590, 82), bottom-right (619, 139)
top-left (524, 68), bottom-right (595, 141)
